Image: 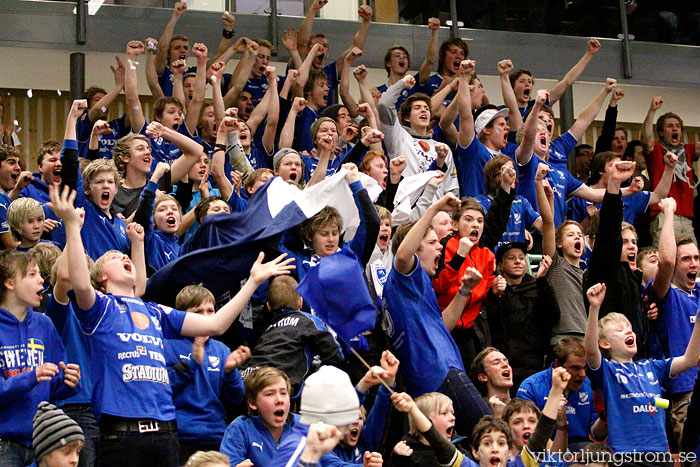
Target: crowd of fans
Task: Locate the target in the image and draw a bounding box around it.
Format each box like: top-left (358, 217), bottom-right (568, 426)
top-left (3, 1), bottom-right (700, 467)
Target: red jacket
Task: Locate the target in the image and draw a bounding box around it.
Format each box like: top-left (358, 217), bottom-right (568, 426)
top-left (433, 234), bottom-right (495, 329)
top-left (648, 141), bottom-right (697, 218)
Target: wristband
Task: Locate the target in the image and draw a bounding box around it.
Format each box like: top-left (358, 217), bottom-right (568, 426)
top-left (215, 143), bottom-right (227, 151)
top-left (557, 421), bottom-right (569, 431)
top-left (222, 28), bottom-right (234, 39)
top-left (457, 288), bottom-right (471, 297)
top-left (212, 148), bottom-right (225, 154)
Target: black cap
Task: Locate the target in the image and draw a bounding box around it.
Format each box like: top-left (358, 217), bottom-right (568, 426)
top-left (495, 241), bottom-right (528, 265)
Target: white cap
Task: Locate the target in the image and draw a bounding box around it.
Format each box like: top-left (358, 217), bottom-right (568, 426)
top-left (474, 108), bottom-right (509, 136)
top-left (299, 366), bottom-right (360, 426)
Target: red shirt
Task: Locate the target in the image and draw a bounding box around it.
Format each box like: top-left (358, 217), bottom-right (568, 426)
top-left (648, 142), bottom-right (697, 217)
top-left (433, 235), bottom-right (495, 329)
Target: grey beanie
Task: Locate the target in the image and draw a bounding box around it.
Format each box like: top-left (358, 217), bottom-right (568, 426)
top-left (33, 401), bottom-right (84, 461)
top-left (273, 147), bottom-right (300, 170)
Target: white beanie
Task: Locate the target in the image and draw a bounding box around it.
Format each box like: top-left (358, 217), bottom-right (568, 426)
top-left (299, 366), bottom-right (360, 426)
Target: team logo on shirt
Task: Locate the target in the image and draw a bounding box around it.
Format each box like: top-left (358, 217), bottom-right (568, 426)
top-left (131, 312), bottom-right (150, 330)
top-left (579, 392), bottom-right (588, 403)
top-left (208, 356), bottom-right (220, 368)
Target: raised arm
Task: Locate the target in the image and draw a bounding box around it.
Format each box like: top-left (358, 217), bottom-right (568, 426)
top-left (548, 38), bottom-right (601, 105)
top-left (171, 59), bottom-right (186, 108)
top-left (339, 48), bottom-right (362, 117)
top-left (443, 267), bottom-right (482, 331)
top-left (180, 252), bottom-right (295, 336)
top-left (127, 223), bottom-right (146, 297)
top-left (418, 18), bottom-right (440, 84)
top-left (146, 122), bottom-right (204, 183)
top-left (208, 61), bottom-right (226, 122)
top-left (438, 89), bottom-right (459, 148)
top-left (649, 152), bottom-right (678, 205)
top-left (429, 78), bottom-right (458, 120)
top-left (88, 57), bottom-right (125, 123)
top-left (48, 185), bottom-right (95, 310)
top-left (292, 43), bottom-right (323, 98)
top-left (208, 11), bottom-right (235, 68)
top-left (567, 78), bottom-right (616, 141)
top-left (305, 136), bottom-right (333, 188)
top-left (261, 67), bottom-right (280, 156)
top-left (641, 96), bottom-right (663, 154)
top-left (145, 38), bottom-right (165, 100)
top-left (594, 88), bottom-right (624, 154)
top-left (297, 0), bottom-right (327, 56)
top-left (394, 193), bottom-right (460, 274)
top-left (515, 89), bottom-right (547, 165)
top-left (649, 197), bottom-right (677, 300)
top-left (154, 2), bottom-right (187, 76)
top-left (497, 59), bottom-right (523, 132)
top-left (378, 75), bottom-right (412, 126)
top-left (584, 283), bottom-right (606, 370)
top-left (456, 60), bottom-right (475, 148)
top-left (535, 164), bottom-right (556, 257)
top-left (279, 97), bottom-right (306, 150)
top-left (184, 43), bottom-right (209, 134)
top-left (281, 26), bottom-right (303, 70)
top-left (212, 116), bottom-right (236, 200)
top-left (222, 40), bottom-right (257, 109)
top-left (125, 40), bottom-right (146, 133)
top-left (353, 65), bottom-right (379, 125)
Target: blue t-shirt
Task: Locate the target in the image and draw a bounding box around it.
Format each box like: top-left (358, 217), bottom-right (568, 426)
top-left (587, 357), bottom-right (673, 453)
top-left (164, 336), bottom-right (244, 443)
top-left (382, 255), bottom-right (465, 397)
top-left (475, 194), bottom-right (539, 252)
top-left (454, 138), bottom-right (519, 198)
top-left (323, 61), bottom-right (339, 108)
top-left (569, 191), bottom-right (651, 225)
top-left (518, 155), bottom-right (583, 227)
top-left (649, 283), bottom-right (700, 394)
top-left (517, 366), bottom-right (598, 446)
top-left (68, 291), bottom-right (187, 421)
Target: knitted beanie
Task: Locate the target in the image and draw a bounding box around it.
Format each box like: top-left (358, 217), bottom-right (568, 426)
top-left (33, 401), bottom-right (84, 461)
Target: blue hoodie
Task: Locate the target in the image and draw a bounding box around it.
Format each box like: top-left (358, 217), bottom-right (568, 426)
top-left (164, 336), bottom-right (245, 443)
top-left (0, 307), bottom-right (77, 445)
top-left (221, 414), bottom-right (301, 466)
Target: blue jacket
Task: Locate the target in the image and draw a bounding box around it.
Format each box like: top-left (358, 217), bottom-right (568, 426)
top-left (0, 307), bottom-right (78, 444)
top-left (221, 414), bottom-right (301, 466)
top-left (164, 336), bottom-right (245, 443)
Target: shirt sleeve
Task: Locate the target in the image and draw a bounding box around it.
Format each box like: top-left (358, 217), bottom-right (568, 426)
top-left (152, 303), bottom-right (188, 339)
